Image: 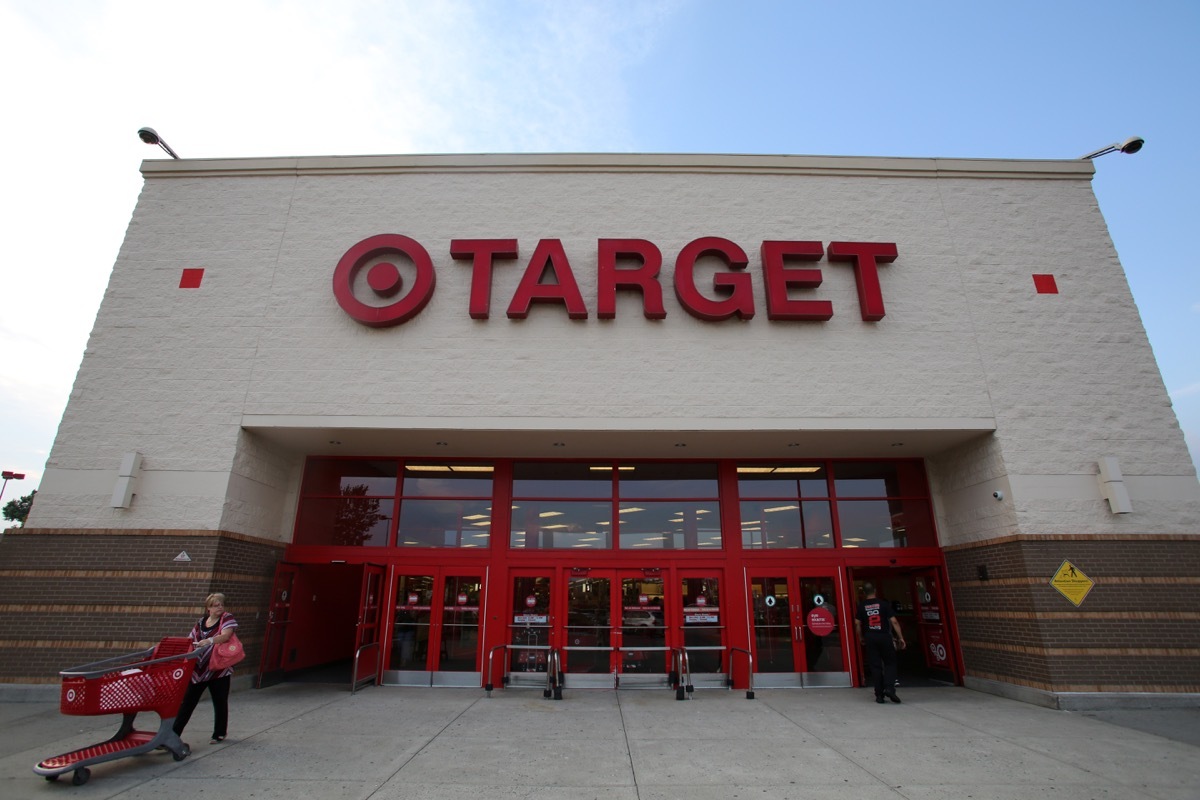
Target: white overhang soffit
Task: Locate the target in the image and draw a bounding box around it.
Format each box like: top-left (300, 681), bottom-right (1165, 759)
top-left (240, 416), bottom-right (996, 460)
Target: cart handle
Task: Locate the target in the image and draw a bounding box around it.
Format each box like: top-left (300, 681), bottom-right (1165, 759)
top-left (60, 644), bottom-right (201, 680)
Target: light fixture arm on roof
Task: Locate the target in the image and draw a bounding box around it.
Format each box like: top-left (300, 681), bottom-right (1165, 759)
top-left (1082, 135), bottom-right (1145, 159)
top-left (137, 127), bottom-right (180, 159)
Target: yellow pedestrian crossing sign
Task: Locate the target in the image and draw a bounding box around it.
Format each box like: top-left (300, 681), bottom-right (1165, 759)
top-left (1051, 560), bottom-right (1094, 606)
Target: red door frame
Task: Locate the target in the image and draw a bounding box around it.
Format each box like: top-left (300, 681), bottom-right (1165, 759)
top-left (388, 564), bottom-right (489, 675)
top-left (743, 565), bottom-right (852, 684)
top-left (279, 457), bottom-right (961, 692)
top-left (909, 566), bottom-right (960, 680)
top-left (615, 568), bottom-right (670, 677)
top-left (497, 563), bottom-right (736, 679)
top-left (845, 560), bottom-right (962, 688)
top-left (675, 568), bottom-right (728, 675)
top-left (257, 562), bottom-right (299, 688)
top-left (352, 563), bottom-right (387, 688)
top-left (501, 568), bottom-right (555, 683)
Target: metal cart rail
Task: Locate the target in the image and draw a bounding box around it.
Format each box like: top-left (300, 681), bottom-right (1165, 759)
top-left (34, 636), bottom-right (200, 786)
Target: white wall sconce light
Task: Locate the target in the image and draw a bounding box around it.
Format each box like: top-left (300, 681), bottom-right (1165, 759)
top-left (111, 452), bottom-right (142, 509)
top-left (1097, 456), bottom-right (1133, 514)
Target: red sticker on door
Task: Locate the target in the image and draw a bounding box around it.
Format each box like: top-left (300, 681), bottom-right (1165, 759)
top-left (807, 606), bottom-right (836, 637)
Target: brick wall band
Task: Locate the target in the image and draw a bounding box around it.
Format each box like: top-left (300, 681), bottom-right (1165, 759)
top-left (944, 535), bottom-right (1200, 693)
top-left (0, 529), bottom-right (284, 683)
top-left (5, 527), bottom-right (1197, 691)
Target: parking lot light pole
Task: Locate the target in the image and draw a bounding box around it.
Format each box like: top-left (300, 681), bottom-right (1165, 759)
top-left (1, 471), bottom-right (25, 505)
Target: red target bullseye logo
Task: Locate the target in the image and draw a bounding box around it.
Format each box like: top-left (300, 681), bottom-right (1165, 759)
top-left (333, 234), bottom-right (437, 327)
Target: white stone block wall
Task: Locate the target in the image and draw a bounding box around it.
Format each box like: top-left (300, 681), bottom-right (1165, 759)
top-left (28, 155), bottom-right (1200, 544)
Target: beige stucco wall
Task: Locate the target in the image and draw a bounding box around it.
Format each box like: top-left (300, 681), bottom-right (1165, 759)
top-left (30, 154), bottom-right (1200, 544)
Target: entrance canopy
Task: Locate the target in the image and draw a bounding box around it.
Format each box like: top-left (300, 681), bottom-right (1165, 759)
top-left (242, 417), bottom-right (996, 460)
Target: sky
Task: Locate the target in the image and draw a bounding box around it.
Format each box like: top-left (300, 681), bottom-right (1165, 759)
top-left (1, 0), bottom-right (1198, 513)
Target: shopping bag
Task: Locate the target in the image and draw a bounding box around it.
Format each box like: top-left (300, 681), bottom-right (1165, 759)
top-left (210, 633), bottom-right (245, 670)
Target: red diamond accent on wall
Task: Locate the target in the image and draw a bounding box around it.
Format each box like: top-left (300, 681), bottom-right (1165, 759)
top-left (179, 268), bottom-right (204, 289)
top-left (1032, 274), bottom-right (1058, 294)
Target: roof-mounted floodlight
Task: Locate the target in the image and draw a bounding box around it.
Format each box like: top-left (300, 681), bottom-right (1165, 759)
top-left (137, 127), bottom-right (180, 159)
top-left (1082, 136), bottom-right (1144, 160)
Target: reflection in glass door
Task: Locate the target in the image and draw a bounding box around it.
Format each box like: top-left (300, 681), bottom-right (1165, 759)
top-left (565, 574), bottom-right (613, 685)
top-left (509, 575), bottom-right (551, 677)
top-left (750, 575), bottom-right (793, 675)
top-left (353, 565), bottom-right (386, 689)
top-left (385, 571), bottom-right (483, 687)
top-left (748, 571), bottom-right (850, 688)
top-left (566, 575), bottom-right (614, 676)
top-left (437, 575), bottom-right (482, 684)
top-left (911, 568), bottom-right (957, 683)
top-left (257, 562), bottom-right (298, 689)
top-left (679, 574), bottom-right (724, 683)
top-left (620, 572), bottom-right (666, 680)
top-left (391, 574), bottom-right (433, 682)
top-left (797, 575), bottom-right (846, 685)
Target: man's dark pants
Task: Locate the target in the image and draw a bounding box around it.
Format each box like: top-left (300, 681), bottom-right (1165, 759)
top-left (865, 636), bottom-right (898, 698)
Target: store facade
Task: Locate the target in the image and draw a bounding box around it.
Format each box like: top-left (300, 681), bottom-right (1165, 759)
top-left (276, 456), bottom-right (954, 694)
top-left (2, 153), bottom-right (1197, 706)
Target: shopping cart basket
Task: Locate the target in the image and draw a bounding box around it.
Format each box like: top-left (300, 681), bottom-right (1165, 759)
top-left (34, 636), bottom-right (200, 786)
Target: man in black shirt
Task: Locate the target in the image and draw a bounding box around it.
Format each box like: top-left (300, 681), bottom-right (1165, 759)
top-left (855, 582), bottom-right (906, 704)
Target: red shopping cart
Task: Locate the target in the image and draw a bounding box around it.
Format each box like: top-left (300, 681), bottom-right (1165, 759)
top-left (34, 637), bottom-right (200, 786)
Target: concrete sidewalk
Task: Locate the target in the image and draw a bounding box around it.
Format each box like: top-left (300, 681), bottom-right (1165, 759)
top-left (1, 683), bottom-right (1197, 799)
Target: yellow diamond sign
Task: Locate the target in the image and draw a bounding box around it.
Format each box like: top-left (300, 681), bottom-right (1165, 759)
top-left (1051, 560), bottom-right (1095, 607)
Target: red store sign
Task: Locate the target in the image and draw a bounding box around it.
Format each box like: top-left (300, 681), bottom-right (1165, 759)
top-left (333, 234), bottom-right (897, 327)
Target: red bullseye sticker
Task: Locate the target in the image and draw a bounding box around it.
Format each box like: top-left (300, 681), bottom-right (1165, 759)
top-left (807, 606), bottom-right (836, 637)
top-left (173, 668), bottom-right (185, 681)
top-left (333, 234), bottom-right (437, 327)
top-left (66, 689), bottom-right (76, 702)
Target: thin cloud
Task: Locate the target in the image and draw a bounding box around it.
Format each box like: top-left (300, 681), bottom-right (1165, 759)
top-left (0, 0), bottom-right (686, 491)
top-left (1171, 383), bottom-right (1200, 400)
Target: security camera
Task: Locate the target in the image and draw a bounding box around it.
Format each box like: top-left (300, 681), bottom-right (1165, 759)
top-left (992, 490), bottom-right (1004, 501)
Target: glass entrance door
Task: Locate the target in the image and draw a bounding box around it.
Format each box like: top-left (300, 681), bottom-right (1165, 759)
top-left (678, 573), bottom-right (724, 685)
top-left (352, 564), bottom-right (386, 690)
top-left (747, 570), bottom-right (850, 687)
top-left (551, 568), bottom-right (672, 687)
top-left (564, 571), bottom-right (614, 686)
top-left (507, 573), bottom-right (553, 681)
top-left (385, 570), bottom-right (484, 686)
top-left (257, 562), bottom-right (298, 689)
top-left (849, 568), bottom-right (959, 688)
top-left (618, 571), bottom-right (667, 682)
top-left (912, 568), bottom-right (957, 683)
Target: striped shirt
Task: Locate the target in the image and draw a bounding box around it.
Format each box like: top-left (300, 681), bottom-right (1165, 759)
top-left (188, 611), bottom-right (239, 683)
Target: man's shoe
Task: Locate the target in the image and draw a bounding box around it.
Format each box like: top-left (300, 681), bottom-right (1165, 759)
top-left (875, 695), bottom-right (885, 704)
top-left (886, 692), bottom-right (902, 704)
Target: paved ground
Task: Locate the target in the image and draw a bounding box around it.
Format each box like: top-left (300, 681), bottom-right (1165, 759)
top-left (1, 682), bottom-right (1197, 799)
